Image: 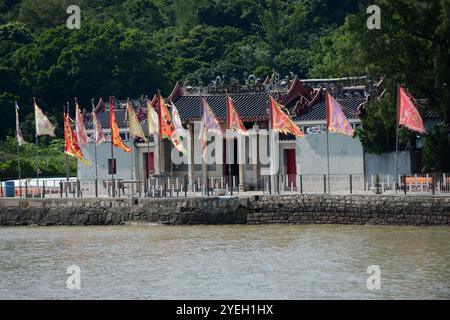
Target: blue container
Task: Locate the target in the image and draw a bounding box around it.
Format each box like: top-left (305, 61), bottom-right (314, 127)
top-left (4, 181), bottom-right (15, 197)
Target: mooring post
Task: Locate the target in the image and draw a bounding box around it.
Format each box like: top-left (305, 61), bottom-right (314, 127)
top-left (403, 175), bottom-right (407, 194)
top-left (350, 174), bottom-right (353, 194)
top-left (432, 173), bottom-right (436, 196)
top-left (300, 174), bottom-right (303, 194)
top-left (268, 175), bottom-right (272, 195)
top-left (323, 174), bottom-right (327, 194)
top-left (76, 180), bottom-right (80, 198)
top-left (230, 176), bottom-right (233, 196)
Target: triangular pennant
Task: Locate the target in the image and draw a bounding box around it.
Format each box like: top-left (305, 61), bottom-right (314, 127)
top-left (127, 99), bottom-right (147, 142)
top-left (34, 100), bottom-right (56, 137)
top-left (200, 98), bottom-right (223, 159)
top-left (110, 97), bottom-right (130, 153)
top-left (326, 93), bottom-right (354, 136)
top-left (227, 96), bottom-right (248, 135)
top-left (398, 86), bottom-right (427, 134)
top-left (270, 96), bottom-right (304, 137)
top-left (75, 101), bottom-right (89, 146)
top-left (15, 102), bottom-right (26, 145)
top-left (92, 98), bottom-right (106, 145)
top-left (158, 94), bottom-right (186, 154)
top-left (147, 97), bottom-right (159, 136)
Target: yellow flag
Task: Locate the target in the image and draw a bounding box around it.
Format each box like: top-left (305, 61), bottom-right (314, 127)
top-left (147, 98), bottom-right (159, 136)
top-left (127, 99), bottom-right (147, 142)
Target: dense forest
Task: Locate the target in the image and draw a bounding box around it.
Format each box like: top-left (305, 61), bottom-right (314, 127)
top-left (0, 0), bottom-right (449, 178)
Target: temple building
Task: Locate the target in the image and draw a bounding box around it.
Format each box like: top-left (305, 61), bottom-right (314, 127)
top-left (78, 75), bottom-right (422, 191)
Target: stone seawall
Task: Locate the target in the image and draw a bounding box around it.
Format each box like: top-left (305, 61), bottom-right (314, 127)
top-left (0, 197), bottom-right (246, 226)
top-left (246, 194), bottom-right (450, 226)
top-left (0, 194), bottom-right (449, 226)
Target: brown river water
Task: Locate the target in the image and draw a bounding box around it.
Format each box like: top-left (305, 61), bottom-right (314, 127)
top-left (0, 224), bottom-right (449, 299)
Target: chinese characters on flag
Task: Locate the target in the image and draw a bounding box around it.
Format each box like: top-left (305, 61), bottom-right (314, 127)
top-left (398, 86), bottom-right (427, 134)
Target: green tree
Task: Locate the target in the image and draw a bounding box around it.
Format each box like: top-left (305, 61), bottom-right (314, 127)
top-left (18, 0), bottom-right (87, 31)
top-left (13, 19), bottom-right (168, 125)
top-left (422, 126), bottom-right (450, 172)
top-left (0, 22), bottom-right (33, 139)
top-left (123, 0), bottom-right (165, 32)
top-left (0, 136), bottom-right (76, 180)
top-left (314, 0), bottom-right (449, 166)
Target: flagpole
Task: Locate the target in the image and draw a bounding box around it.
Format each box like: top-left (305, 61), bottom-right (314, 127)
top-left (74, 98), bottom-right (80, 197)
top-left (326, 93), bottom-right (331, 194)
top-left (92, 98), bottom-right (98, 198)
top-left (226, 92), bottom-right (232, 194)
top-left (268, 98), bottom-right (272, 195)
top-left (33, 97), bottom-right (40, 197)
top-left (128, 98), bottom-right (135, 196)
top-left (110, 97), bottom-right (115, 198)
top-left (326, 123), bottom-right (331, 194)
top-left (66, 101), bottom-right (70, 197)
top-left (200, 96), bottom-right (206, 196)
top-left (15, 101), bottom-right (22, 198)
top-left (395, 83), bottom-right (400, 194)
top-left (157, 90), bottom-right (164, 197)
top-left (157, 91), bottom-right (162, 174)
top-left (145, 95), bottom-right (151, 195)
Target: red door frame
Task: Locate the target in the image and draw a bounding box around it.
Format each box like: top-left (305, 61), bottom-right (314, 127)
top-left (285, 149), bottom-right (297, 187)
top-left (144, 152), bottom-right (155, 178)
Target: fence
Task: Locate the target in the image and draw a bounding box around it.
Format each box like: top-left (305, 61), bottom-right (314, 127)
top-left (1, 173), bottom-right (449, 198)
top-left (0, 175), bottom-right (242, 199)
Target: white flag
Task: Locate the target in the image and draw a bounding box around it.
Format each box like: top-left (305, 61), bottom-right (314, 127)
top-left (170, 101), bottom-right (188, 137)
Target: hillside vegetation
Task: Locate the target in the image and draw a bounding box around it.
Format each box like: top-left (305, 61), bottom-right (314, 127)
top-left (0, 0), bottom-right (448, 176)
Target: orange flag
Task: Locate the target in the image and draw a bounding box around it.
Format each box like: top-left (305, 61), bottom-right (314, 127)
top-left (270, 96), bottom-right (304, 137)
top-left (158, 93), bottom-right (186, 153)
top-left (227, 96), bottom-right (248, 135)
top-left (64, 113), bottom-right (84, 160)
top-left (110, 97), bottom-right (130, 152)
top-left (158, 94), bottom-right (175, 139)
top-left (398, 86), bottom-right (427, 134)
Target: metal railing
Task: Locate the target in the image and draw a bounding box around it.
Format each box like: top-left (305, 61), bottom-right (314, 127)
top-left (1, 173), bottom-right (449, 198)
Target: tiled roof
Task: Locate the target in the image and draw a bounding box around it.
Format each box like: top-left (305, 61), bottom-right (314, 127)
top-left (85, 91), bottom-right (367, 131)
top-left (85, 99), bottom-right (146, 130)
top-left (279, 133), bottom-right (296, 141)
top-left (173, 93), bottom-right (269, 122)
top-left (294, 98), bottom-right (366, 122)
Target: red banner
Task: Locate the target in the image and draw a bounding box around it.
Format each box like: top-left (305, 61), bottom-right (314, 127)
top-left (398, 87), bottom-right (427, 134)
top-left (270, 97), bottom-right (304, 137)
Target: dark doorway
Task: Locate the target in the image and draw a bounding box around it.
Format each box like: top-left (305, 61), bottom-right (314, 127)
top-left (144, 152), bottom-right (155, 178)
top-left (223, 138), bottom-right (240, 185)
top-left (285, 149), bottom-right (297, 187)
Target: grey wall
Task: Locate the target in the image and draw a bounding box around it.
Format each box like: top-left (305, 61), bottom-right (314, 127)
top-left (364, 152), bottom-right (411, 176)
top-left (78, 142), bottom-right (136, 181)
top-left (296, 133), bottom-right (364, 175)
